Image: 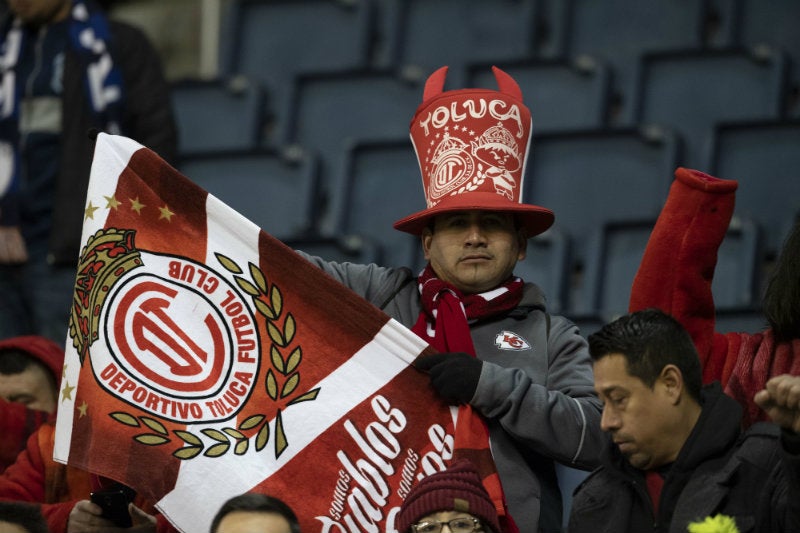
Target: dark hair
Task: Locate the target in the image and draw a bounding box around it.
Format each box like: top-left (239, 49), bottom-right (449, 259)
top-left (763, 217), bottom-right (800, 342)
top-left (0, 350), bottom-right (57, 395)
top-left (588, 308), bottom-right (702, 402)
top-left (0, 348), bottom-right (36, 374)
top-left (0, 501), bottom-right (49, 533)
top-left (210, 493), bottom-right (300, 533)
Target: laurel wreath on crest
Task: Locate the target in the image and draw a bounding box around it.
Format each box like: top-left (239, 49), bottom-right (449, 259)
top-left (455, 162), bottom-right (486, 194)
top-left (109, 253), bottom-right (319, 460)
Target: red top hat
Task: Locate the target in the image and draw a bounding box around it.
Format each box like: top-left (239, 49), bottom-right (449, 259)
top-left (393, 65), bottom-right (554, 237)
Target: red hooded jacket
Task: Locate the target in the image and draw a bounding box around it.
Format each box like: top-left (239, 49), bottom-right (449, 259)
top-left (629, 168), bottom-right (800, 426)
top-left (0, 335), bottom-right (64, 471)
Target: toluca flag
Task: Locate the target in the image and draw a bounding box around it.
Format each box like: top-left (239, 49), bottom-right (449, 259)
top-left (53, 134), bottom-right (472, 532)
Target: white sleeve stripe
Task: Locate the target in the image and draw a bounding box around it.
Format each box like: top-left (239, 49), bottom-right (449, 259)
top-left (570, 397), bottom-right (588, 464)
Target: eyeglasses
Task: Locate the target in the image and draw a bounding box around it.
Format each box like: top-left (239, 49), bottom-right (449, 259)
top-left (411, 517), bottom-right (482, 533)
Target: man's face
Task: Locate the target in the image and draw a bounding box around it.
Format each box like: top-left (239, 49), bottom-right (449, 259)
top-left (0, 364), bottom-right (57, 413)
top-left (412, 511), bottom-right (486, 533)
top-left (422, 211), bottom-right (526, 294)
top-left (7, 0), bottom-right (71, 26)
top-left (215, 511), bottom-right (292, 533)
top-left (593, 354), bottom-right (678, 470)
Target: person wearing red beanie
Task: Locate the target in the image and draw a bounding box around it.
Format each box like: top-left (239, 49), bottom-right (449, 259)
top-left (397, 459), bottom-right (501, 533)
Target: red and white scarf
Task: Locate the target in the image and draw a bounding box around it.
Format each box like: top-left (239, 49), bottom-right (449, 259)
top-left (412, 263), bottom-right (523, 533)
top-left (412, 263), bottom-right (524, 352)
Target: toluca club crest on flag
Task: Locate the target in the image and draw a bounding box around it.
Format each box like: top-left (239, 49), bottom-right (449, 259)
top-left (53, 134), bottom-right (482, 532)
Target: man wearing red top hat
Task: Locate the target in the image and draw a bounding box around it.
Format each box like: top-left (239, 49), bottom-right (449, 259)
top-left (300, 65), bottom-right (604, 532)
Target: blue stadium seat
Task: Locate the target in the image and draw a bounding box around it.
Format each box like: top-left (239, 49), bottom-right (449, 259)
top-left (634, 48), bottom-right (788, 170)
top-left (712, 215), bottom-right (762, 309)
top-left (177, 147), bottom-right (321, 240)
top-left (566, 313), bottom-right (608, 339)
top-left (556, 463), bottom-right (590, 529)
top-left (219, 0), bottom-right (375, 145)
top-left (369, 0), bottom-right (404, 69)
top-left (328, 138), bottom-right (425, 270)
top-left (282, 70), bottom-right (424, 231)
top-left (580, 220), bottom-right (653, 317)
top-left (524, 126), bottom-right (679, 268)
top-left (387, 0), bottom-right (540, 87)
top-left (714, 307), bottom-right (768, 334)
top-left (284, 234), bottom-right (384, 265)
top-left (710, 119), bottom-right (800, 257)
top-left (581, 215), bottom-right (761, 317)
top-left (563, 0), bottom-right (715, 124)
top-left (731, 0), bottom-right (800, 115)
top-left (732, 0), bottom-right (800, 56)
top-left (514, 226), bottom-right (571, 313)
top-left (467, 57), bottom-right (612, 133)
top-left (171, 76), bottom-right (265, 155)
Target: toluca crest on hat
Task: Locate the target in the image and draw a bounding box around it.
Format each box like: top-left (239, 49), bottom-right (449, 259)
top-left (393, 65), bottom-right (554, 237)
top-left (396, 459), bottom-right (501, 533)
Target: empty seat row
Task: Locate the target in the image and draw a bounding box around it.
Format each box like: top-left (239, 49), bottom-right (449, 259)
top-left (174, 117), bottom-right (796, 318)
top-left (173, 46), bottom-right (792, 175)
top-left (212, 0), bottom-right (800, 150)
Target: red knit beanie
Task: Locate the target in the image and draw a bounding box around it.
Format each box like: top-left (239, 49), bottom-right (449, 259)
top-left (397, 459), bottom-right (500, 533)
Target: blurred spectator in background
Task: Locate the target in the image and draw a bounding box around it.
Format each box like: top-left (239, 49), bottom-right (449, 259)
top-left (0, 335), bottom-right (62, 472)
top-left (0, 0), bottom-right (177, 342)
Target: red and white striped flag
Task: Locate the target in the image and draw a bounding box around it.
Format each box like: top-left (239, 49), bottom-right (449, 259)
top-left (53, 134), bottom-right (463, 532)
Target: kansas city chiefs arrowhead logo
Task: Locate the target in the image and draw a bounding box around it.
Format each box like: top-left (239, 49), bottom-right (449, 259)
top-left (494, 331), bottom-right (531, 351)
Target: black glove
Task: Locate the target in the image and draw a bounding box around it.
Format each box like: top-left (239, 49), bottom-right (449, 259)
top-left (413, 352), bottom-right (483, 405)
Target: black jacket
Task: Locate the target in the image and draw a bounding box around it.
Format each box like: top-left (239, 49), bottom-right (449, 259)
top-left (50, 20), bottom-right (177, 265)
top-left (568, 382), bottom-right (800, 533)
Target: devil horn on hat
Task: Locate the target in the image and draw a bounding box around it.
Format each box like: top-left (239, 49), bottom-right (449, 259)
top-left (492, 65), bottom-right (523, 101)
top-left (421, 65), bottom-right (523, 105)
top-left (422, 66), bottom-right (449, 102)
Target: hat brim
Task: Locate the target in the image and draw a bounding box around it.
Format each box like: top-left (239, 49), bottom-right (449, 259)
top-left (393, 192), bottom-right (554, 237)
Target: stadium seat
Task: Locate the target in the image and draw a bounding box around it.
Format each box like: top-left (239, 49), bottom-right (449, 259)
top-left (171, 76), bottom-right (265, 155)
top-left (177, 147), bottom-right (321, 240)
top-left (712, 215), bottom-right (762, 309)
top-left (714, 307), bottom-right (768, 334)
top-left (327, 138), bottom-right (425, 270)
top-left (580, 220), bottom-right (653, 316)
top-left (387, 0), bottom-right (540, 87)
top-left (731, 0), bottom-right (800, 55)
top-left (467, 57), bottom-right (612, 133)
top-left (556, 463), bottom-right (589, 528)
top-left (563, 0), bottom-right (716, 124)
top-left (524, 126), bottom-right (680, 268)
top-left (284, 234), bottom-right (384, 265)
top-left (218, 0), bottom-right (375, 145)
top-left (514, 226), bottom-right (571, 313)
top-left (634, 47), bottom-right (788, 170)
top-left (731, 0), bottom-right (800, 115)
top-left (710, 119), bottom-right (800, 257)
top-left (567, 313), bottom-right (609, 339)
top-left (282, 70), bottom-right (424, 231)
top-left (581, 215), bottom-right (761, 317)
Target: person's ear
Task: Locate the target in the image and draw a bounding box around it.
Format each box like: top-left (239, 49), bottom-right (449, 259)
top-left (659, 364), bottom-right (684, 405)
top-left (421, 228), bottom-right (433, 260)
top-left (517, 228), bottom-right (528, 261)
